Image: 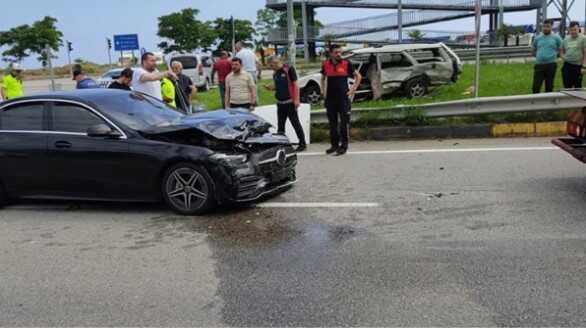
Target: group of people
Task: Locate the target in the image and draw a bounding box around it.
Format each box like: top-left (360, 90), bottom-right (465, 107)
top-left (533, 20), bottom-right (586, 93)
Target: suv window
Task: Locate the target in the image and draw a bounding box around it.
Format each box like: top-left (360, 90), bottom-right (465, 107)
top-left (380, 53), bottom-right (412, 68)
top-left (408, 48), bottom-right (445, 64)
top-left (51, 102), bottom-right (105, 133)
top-left (171, 56), bottom-right (198, 70)
top-left (0, 102), bottom-right (44, 131)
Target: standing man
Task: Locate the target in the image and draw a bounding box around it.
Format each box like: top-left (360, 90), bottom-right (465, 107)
top-left (320, 45), bottom-right (362, 156)
top-left (225, 58), bottom-right (256, 110)
top-left (561, 21), bottom-right (586, 89)
top-left (108, 68), bottom-right (133, 90)
top-left (133, 52), bottom-right (176, 100)
top-left (532, 19), bottom-right (562, 93)
top-left (171, 61), bottom-right (196, 112)
top-left (266, 56), bottom-right (307, 152)
top-left (1, 63), bottom-right (24, 100)
top-left (235, 42), bottom-right (259, 83)
top-left (72, 65), bottom-right (99, 89)
top-left (212, 51), bottom-right (232, 107)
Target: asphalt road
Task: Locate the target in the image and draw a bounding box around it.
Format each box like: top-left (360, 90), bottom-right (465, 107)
top-left (1, 137), bottom-right (586, 326)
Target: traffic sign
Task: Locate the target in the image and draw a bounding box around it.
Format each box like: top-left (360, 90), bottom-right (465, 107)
top-left (113, 34), bottom-right (139, 51)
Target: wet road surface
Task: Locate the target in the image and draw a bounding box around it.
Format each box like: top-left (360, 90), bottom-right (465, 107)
top-left (1, 138), bottom-right (585, 326)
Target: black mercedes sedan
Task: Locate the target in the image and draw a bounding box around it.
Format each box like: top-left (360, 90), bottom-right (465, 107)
top-left (0, 89), bottom-right (297, 215)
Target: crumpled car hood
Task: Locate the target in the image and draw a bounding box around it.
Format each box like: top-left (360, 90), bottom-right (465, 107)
top-left (140, 109), bottom-right (290, 144)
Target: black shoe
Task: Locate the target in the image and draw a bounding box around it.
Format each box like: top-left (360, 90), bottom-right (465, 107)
top-left (296, 144), bottom-right (307, 152)
top-left (335, 147), bottom-right (347, 156)
top-left (326, 146), bottom-right (338, 155)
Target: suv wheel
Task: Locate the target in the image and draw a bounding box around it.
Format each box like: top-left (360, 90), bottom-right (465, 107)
top-left (162, 163), bottom-right (215, 215)
top-left (301, 84), bottom-right (321, 104)
top-left (405, 78), bottom-right (428, 98)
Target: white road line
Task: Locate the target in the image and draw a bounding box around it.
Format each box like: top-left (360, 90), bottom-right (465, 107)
top-left (298, 146), bottom-right (558, 157)
top-left (257, 202), bottom-right (380, 208)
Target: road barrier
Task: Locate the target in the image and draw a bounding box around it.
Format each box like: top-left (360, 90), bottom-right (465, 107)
top-left (454, 46), bottom-right (532, 61)
top-left (310, 92), bottom-right (586, 124)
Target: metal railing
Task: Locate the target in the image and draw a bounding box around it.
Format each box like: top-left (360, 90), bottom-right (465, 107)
top-left (310, 92), bottom-right (584, 124)
top-left (455, 46), bottom-right (532, 60)
top-left (267, 0), bottom-right (542, 10)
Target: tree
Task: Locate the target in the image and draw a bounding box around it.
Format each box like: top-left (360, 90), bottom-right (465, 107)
top-left (255, 8), bottom-right (280, 41)
top-left (497, 25), bottom-right (524, 47)
top-left (157, 8), bottom-right (216, 54)
top-left (213, 18), bottom-right (255, 52)
top-left (0, 16), bottom-right (63, 64)
top-left (408, 30), bottom-right (426, 42)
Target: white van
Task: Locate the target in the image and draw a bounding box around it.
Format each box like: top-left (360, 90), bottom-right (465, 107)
top-left (166, 53), bottom-right (213, 91)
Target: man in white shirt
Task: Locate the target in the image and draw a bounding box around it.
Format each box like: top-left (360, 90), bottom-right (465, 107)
top-left (235, 42), bottom-right (260, 82)
top-left (132, 52), bottom-right (176, 100)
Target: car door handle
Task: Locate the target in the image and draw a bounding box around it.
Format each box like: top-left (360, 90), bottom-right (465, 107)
top-left (54, 141), bottom-right (72, 149)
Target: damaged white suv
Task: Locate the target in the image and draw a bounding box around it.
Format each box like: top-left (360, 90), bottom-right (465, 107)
top-left (299, 43), bottom-right (462, 104)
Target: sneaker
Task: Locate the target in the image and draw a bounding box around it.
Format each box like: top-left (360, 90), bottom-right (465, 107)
top-left (296, 144), bottom-right (307, 152)
top-left (325, 147), bottom-right (338, 155)
top-left (335, 147), bottom-right (347, 156)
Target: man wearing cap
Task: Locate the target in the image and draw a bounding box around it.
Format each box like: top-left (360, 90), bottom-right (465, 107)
top-left (1, 63), bottom-right (24, 100)
top-left (73, 65), bottom-right (99, 89)
top-left (108, 68), bottom-right (133, 91)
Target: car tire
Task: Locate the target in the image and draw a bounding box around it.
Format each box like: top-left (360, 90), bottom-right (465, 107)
top-left (405, 78), bottom-right (428, 99)
top-left (301, 83), bottom-right (322, 105)
top-left (162, 163), bottom-right (215, 215)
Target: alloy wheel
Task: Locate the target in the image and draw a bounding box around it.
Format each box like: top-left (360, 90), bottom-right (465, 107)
top-left (165, 167), bottom-right (209, 212)
top-left (410, 82), bottom-right (426, 98)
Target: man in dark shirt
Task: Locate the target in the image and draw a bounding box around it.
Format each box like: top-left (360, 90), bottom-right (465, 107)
top-left (171, 61), bottom-right (195, 113)
top-left (320, 45), bottom-right (362, 156)
top-left (108, 68), bottom-right (133, 91)
top-left (212, 51), bottom-right (233, 108)
top-left (266, 56), bottom-right (306, 152)
top-left (73, 65), bottom-right (99, 89)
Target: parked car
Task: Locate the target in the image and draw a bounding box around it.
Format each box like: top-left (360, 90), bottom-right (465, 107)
top-left (298, 43), bottom-right (462, 104)
top-left (166, 52), bottom-right (214, 91)
top-left (96, 68), bottom-right (126, 88)
top-left (552, 90), bottom-right (586, 163)
top-left (0, 89), bottom-right (297, 215)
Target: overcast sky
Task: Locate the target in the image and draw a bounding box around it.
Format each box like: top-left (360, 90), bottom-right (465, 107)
top-left (1, 0), bottom-right (584, 68)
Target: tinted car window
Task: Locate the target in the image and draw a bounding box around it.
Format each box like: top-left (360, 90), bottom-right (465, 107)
top-left (0, 102), bottom-right (44, 131)
top-left (51, 102), bottom-right (105, 133)
top-left (171, 56), bottom-right (198, 70)
top-left (92, 92), bottom-right (184, 130)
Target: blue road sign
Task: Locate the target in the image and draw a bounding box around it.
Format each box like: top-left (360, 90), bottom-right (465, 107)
top-left (113, 34), bottom-right (139, 51)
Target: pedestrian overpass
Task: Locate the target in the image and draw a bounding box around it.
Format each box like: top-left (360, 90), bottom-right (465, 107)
top-left (266, 0), bottom-right (544, 44)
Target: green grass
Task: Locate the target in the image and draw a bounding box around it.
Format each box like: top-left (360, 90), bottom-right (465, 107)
top-left (197, 61), bottom-right (565, 112)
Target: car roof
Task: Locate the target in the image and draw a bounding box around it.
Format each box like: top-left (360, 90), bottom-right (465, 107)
top-left (350, 43), bottom-right (445, 55)
top-left (0, 89), bottom-right (132, 108)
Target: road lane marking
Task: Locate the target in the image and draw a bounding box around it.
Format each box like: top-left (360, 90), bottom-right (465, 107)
top-left (257, 202), bottom-right (380, 208)
top-left (298, 146), bottom-right (558, 157)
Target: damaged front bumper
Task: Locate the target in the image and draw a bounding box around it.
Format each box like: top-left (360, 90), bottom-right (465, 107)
top-left (208, 145), bottom-right (298, 203)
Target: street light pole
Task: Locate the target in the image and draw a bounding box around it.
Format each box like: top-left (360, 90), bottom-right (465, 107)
top-left (302, 0), bottom-right (310, 63)
top-left (287, 0), bottom-right (296, 66)
top-left (45, 46), bottom-right (56, 92)
top-left (474, 0), bottom-right (482, 98)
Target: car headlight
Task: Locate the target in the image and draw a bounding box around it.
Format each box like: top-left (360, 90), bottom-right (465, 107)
top-left (210, 153), bottom-right (249, 166)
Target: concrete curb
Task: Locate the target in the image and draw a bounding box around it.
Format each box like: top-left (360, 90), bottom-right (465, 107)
top-left (310, 121), bottom-right (567, 142)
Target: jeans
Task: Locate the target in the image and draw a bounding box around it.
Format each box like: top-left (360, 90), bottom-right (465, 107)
top-left (277, 103), bottom-right (306, 146)
top-left (325, 98), bottom-right (351, 148)
top-left (533, 63), bottom-right (557, 93)
top-left (218, 82), bottom-right (226, 108)
top-left (562, 62), bottom-right (583, 89)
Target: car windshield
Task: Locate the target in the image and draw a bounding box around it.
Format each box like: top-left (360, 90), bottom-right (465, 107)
top-left (96, 92), bottom-right (184, 130)
top-left (102, 70), bottom-right (122, 79)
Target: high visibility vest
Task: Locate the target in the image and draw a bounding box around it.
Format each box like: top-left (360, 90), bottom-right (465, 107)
top-left (161, 78), bottom-right (176, 108)
top-left (2, 74), bottom-right (23, 99)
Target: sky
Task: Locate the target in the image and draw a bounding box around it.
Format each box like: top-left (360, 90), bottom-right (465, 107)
top-left (1, 0), bottom-right (584, 68)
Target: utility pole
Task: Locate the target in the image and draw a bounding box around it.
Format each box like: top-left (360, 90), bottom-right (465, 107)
top-left (287, 0), bottom-right (296, 66)
top-left (231, 16), bottom-right (236, 55)
top-left (560, 0), bottom-right (568, 37)
top-left (45, 46), bottom-right (56, 92)
top-left (498, 0), bottom-right (504, 30)
top-left (302, 0), bottom-right (310, 63)
top-left (397, 0), bottom-right (403, 43)
top-left (474, 0), bottom-right (482, 98)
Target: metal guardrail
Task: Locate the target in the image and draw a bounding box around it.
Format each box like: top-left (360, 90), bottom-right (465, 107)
top-left (267, 0), bottom-right (542, 10)
top-left (454, 46), bottom-right (532, 60)
top-left (310, 92), bottom-right (585, 124)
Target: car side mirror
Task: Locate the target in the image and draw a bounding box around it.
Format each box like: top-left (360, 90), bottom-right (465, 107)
top-left (87, 124), bottom-right (121, 138)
